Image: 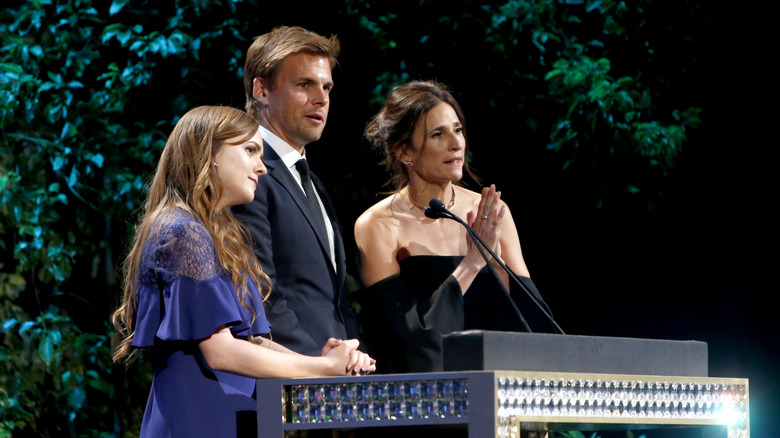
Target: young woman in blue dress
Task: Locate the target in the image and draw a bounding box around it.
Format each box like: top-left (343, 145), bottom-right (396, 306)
top-left (113, 105), bottom-right (374, 437)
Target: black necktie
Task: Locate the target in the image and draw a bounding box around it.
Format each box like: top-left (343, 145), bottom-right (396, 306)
top-left (295, 159), bottom-right (330, 254)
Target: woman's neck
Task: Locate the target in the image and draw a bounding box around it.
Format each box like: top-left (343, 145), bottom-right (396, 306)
top-left (405, 182), bottom-right (456, 212)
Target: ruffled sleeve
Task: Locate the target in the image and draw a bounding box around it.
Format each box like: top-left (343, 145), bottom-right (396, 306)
top-left (131, 212), bottom-right (270, 348)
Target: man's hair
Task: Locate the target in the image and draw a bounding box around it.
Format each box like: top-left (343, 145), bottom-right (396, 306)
top-left (244, 26), bottom-right (340, 120)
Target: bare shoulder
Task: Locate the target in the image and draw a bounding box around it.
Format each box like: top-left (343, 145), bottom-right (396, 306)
top-left (459, 186), bottom-right (482, 206)
top-left (354, 194), bottom-right (401, 244)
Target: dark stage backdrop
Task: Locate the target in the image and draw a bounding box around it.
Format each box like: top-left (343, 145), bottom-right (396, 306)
top-left (234, 3), bottom-right (776, 436)
top-left (2, 0), bottom-right (775, 436)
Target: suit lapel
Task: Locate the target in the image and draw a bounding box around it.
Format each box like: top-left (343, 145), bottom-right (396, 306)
top-left (265, 142), bottom-right (333, 265)
top-left (311, 173), bottom-right (346, 285)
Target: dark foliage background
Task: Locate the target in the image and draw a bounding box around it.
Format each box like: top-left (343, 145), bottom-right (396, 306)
top-left (1, 0), bottom-right (774, 436)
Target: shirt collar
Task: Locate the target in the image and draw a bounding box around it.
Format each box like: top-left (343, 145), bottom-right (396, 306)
top-left (259, 125), bottom-right (306, 170)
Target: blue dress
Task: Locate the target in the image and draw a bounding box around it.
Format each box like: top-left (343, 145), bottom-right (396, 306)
top-left (131, 209), bottom-right (271, 437)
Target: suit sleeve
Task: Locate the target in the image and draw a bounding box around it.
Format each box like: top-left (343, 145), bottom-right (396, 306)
top-left (232, 188), bottom-right (322, 356)
top-left (341, 291), bottom-right (360, 343)
top-left (333, 225), bottom-right (360, 344)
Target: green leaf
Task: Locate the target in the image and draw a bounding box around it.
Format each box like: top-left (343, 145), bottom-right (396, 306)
top-left (51, 155), bottom-right (66, 171)
top-left (38, 82), bottom-right (56, 92)
top-left (48, 329), bottom-right (63, 345)
top-left (2, 318), bottom-right (17, 331)
top-left (90, 153), bottom-right (104, 168)
top-left (66, 166), bottom-right (79, 189)
top-left (18, 320), bottom-right (35, 335)
top-left (67, 387), bottom-right (86, 410)
top-left (87, 378), bottom-right (112, 393)
top-left (109, 0), bottom-right (128, 16)
top-left (60, 122), bottom-right (77, 139)
top-left (39, 335), bottom-right (54, 363)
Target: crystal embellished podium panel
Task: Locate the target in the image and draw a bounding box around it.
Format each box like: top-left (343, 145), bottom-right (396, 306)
top-left (256, 333), bottom-right (749, 437)
top-left (256, 370), bottom-right (749, 437)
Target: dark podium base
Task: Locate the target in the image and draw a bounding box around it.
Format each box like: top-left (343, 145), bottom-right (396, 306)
top-left (442, 330), bottom-right (708, 377)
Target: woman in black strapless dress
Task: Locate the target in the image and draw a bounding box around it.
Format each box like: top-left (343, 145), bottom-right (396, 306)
top-left (354, 80), bottom-right (560, 374)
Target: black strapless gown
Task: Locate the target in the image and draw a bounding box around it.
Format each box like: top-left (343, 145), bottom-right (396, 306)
top-left (355, 255), bottom-right (556, 373)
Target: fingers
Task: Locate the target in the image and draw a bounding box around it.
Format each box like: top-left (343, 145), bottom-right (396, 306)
top-left (475, 186), bottom-right (491, 225)
top-left (350, 352), bottom-right (376, 375)
top-left (345, 346), bottom-right (359, 373)
top-left (339, 339), bottom-right (376, 375)
top-left (466, 185), bottom-right (505, 263)
top-left (346, 348), bottom-right (363, 374)
top-left (494, 203), bottom-right (506, 224)
top-left (479, 185), bottom-right (499, 217)
top-left (320, 337), bottom-right (343, 355)
top-left (475, 185), bottom-right (502, 231)
top-left (466, 209), bottom-right (475, 225)
top-left (340, 339), bottom-right (360, 351)
top-left (357, 357), bottom-right (377, 375)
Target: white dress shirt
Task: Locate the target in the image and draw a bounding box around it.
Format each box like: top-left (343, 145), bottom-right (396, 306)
top-left (259, 126), bottom-right (336, 270)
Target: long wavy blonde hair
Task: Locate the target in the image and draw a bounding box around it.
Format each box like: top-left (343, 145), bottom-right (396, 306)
top-left (112, 105), bottom-right (270, 362)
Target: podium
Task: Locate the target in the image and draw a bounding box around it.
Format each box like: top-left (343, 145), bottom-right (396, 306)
top-left (256, 332), bottom-right (749, 437)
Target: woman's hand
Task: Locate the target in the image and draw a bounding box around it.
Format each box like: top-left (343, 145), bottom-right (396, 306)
top-left (465, 184), bottom-right (506, 266)
top-left (321, 338), bottom-right (377, 376)
top-left (450, 184), bottom-right (507, 294)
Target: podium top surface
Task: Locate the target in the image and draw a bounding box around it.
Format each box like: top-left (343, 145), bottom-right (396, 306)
top-left (442, 330), bottom-right (709, 377)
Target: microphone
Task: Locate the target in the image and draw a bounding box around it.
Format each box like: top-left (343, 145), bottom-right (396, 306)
top-left (423, 199), bottom-right (446, 219)
top-left (425, 198), bottom-right (565, 334)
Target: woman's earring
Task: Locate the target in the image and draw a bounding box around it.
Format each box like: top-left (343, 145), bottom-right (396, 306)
top-left (402, 160), bottom-right (413, 166)
top-left (212, 161), bottom-right (219, 167)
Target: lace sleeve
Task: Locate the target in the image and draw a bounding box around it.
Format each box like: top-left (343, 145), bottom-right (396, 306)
top-left (148, 213), bottom-right (220, 282)
top-left (131, 210), bottom-right (270, 347)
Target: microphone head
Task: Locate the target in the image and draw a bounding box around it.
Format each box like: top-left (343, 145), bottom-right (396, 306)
top-left (424, 207), bottom-right (440, 219)
top-left (429, 198), bottom-right (446, 212)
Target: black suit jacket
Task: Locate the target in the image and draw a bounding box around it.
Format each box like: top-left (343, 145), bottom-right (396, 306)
top-left (233, 142), bottom-right (358, 355)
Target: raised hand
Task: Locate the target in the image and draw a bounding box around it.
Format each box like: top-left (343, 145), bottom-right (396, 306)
top-left (465, 184), bottom-right (506, 265)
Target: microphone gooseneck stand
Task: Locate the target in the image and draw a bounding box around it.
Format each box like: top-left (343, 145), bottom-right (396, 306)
top-left (424, 198), bottom-right (565, 334)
